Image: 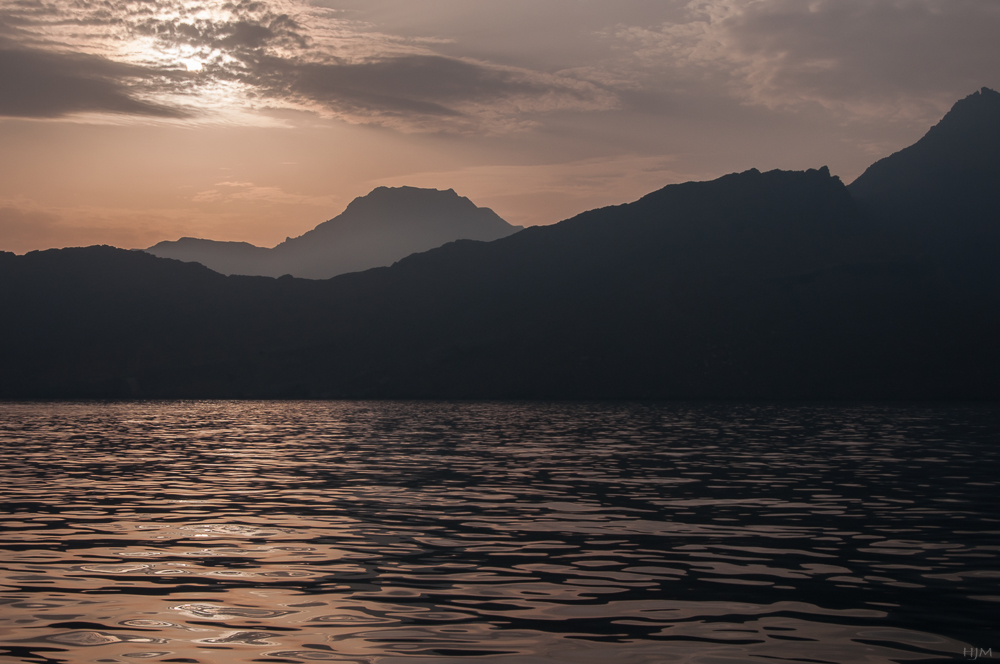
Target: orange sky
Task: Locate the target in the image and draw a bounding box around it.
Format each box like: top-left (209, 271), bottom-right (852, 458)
top-left (2, 1), bottom-right (998, 254)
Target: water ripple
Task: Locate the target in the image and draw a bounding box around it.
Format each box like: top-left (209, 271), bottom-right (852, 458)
top-left (1, 401), bottom-right (997, 663)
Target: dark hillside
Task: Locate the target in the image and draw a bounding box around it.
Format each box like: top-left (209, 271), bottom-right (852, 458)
top-left (3, 167), bottom-right (994, 399)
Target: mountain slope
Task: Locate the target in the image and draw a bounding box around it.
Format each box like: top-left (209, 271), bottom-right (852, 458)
top-left (146, 186), bottom-right (521, 279)
top-left (849, 87), bottom-right (1000, 289)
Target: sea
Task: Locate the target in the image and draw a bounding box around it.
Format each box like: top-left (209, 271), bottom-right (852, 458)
top-left (0, 401), bottom-right (997, 663)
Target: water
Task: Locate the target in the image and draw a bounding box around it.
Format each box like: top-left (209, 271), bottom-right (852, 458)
top-left (0, 401), bottom-right (997, 663)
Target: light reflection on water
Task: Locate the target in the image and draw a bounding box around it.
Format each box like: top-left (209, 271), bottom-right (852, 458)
top-left (0, 401), bottom-right (997, 663)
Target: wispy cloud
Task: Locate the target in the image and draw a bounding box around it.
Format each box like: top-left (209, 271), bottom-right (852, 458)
top-left (0, 193), bottom-right (323, 252)
top-left (0, 201), bottom-right (189, 254)
top-left (192, 181), bottom-right (336, 207)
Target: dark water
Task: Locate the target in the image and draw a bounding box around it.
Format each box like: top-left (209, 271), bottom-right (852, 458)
top-left (0, 402), bottom-right (998, 664)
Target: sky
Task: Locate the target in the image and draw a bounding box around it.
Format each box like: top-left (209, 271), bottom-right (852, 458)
top-left (1, 0), bottom-right (998, 253)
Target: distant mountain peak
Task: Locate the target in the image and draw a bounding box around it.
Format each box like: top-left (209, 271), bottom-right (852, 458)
top-left (338, 185), bottom-right (482, 219)
top-left (289, 185), bottom-right (512, 241)
top-left (146, 185), bottom-right (520, 279)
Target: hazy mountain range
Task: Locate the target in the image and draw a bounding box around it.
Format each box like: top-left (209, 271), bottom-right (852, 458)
top-left (145, 186), bottom-right (521, 279)
top-left (1, 87), bottom-right (997, 399)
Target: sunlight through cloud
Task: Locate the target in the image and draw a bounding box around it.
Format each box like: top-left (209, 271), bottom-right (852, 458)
top-left (0, 0), bottom-right (616, 130)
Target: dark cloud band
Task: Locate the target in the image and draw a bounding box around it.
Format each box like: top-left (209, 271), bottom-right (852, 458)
top-left (239, 53), bottom-right (602, 120)
top-left (0, 48), bottom-right (187, 119)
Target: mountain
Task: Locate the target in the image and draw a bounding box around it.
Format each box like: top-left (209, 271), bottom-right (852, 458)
top-left (146, 186), bottom-right (522, 279)
top-left (849, 87), bottom-right (1000, 290)
top-left (1, 89), bottom-right (998, 400)
top-left (0, 169), bottom-right (988, 400)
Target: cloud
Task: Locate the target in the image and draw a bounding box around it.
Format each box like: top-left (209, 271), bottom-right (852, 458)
top-left (602, 0), bottom-right (1000, 124)
top-left (3, 0), bottom-right (993, 132)
top-left (0, 47), bottom-right (188, 119)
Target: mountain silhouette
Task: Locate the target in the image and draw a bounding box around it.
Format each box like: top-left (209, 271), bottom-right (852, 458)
top-left (1, 89), bottom-right (998, 399)
top-left (144, 239), bottom-right (271, 277)
top-left (146, 186), bottom-right (521, 279)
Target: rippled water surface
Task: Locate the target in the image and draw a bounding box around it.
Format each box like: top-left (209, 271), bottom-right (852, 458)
top-left (1, 401), bottom-right (998, 663)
